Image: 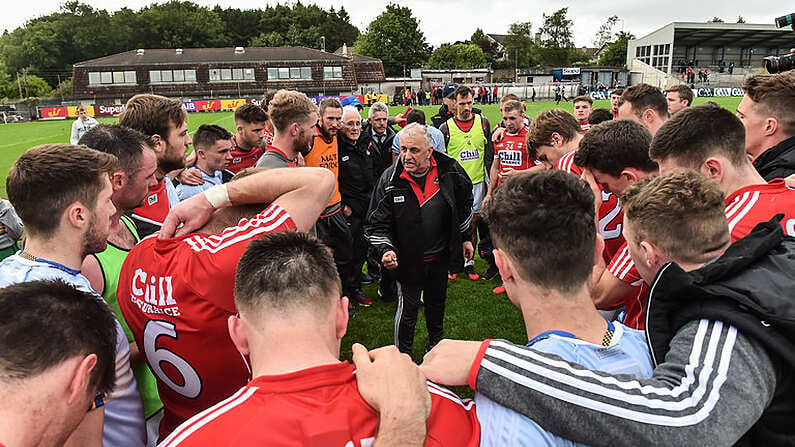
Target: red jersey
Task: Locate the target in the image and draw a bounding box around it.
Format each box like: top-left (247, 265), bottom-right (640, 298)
top-left (580, 121), bottom-right (591, 132)
top-left (557, 151), bottom-right (624, 259)
top-left (494, 125), bottom-right (539, 186)
top-left (159, 362), bottom-right (480, 447)
top-left (606, 243), bottom-right (647, 330)
top-left (131, 178), bottom-right (178, 228)
top-left (725, 180), bottom-right (795, 241)
top-left (605, 179), bottom-right (795, 330)
top-left (227, 136), bottom-right (264, 174)
top-left (117, 204), bottom-right (296, 438)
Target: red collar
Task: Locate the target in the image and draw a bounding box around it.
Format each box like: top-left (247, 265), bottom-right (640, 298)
top-left (400, 155), bottom-right (440, 206)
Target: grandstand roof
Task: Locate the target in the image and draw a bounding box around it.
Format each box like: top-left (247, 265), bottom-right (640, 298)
top-left (74, 47), bottom-right (349, 67)
top-left (639, 22), bottom-right (795, 48)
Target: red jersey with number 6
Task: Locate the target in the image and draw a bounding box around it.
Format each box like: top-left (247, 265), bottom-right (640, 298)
top-left (117, 204), bottom-right (296, 439)
top-left (495, 125), bottom-right (540, 186)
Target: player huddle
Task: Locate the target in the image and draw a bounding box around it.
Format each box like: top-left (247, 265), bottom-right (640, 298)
top-left (0, 69), bottom-right (794, 447)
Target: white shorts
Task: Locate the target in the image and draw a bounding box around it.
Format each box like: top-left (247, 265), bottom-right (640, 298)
top-left (472, 182), bottom-right (487, 214)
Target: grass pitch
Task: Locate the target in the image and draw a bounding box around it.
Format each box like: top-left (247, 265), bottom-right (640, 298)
top-left (0, 97), bottom-right (742, 383)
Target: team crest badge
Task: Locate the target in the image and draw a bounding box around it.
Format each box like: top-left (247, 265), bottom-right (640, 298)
top-left (147, 194), bottom-right (158, 206)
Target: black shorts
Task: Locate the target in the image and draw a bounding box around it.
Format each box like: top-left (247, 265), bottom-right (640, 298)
top-left (315, 210), bottom-right (354, 264)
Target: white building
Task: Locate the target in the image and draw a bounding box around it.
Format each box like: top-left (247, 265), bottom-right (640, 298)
top-left (626, 22), bottom-right (794, 75)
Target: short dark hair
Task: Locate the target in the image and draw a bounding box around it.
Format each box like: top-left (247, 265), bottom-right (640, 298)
top-left (234, 103), bottom-right (268, 125)
top-left (454, 85), bottom-right (473, 100)
top-left (405, 108), bottom-right (427, 125)
top-left (622, 171), bottom-right (729, 264)
top-left (618, 84), bottom-right (668, 119)
top-left (574, 120), bottom-right (657, 177)
top-left (610, 88), bottom-right (624, 97)
top-left (573, 95), bottom-right (593, 105)
top-left (742, 71), bottom-right (795, 136)
top-left (119, 94), bottom-right (187, 141)
top-left (235, 231), bottom-right (341, 318)
top-left (7, 144), bottom-right (118, 238)
top-left (588, 109), bottom-right (614, 125)
top-left (0, 280), bottom-right (117, 396)
top-left (193, 124), bottom-right (232, 152)
top-left (318, 98), bottom-right (342, 116)
top-left (78, 124), bottom-right (150, 176)
top-left (665, 85), bottom-right (694, 106)
top-left (483, 170), bottom-right (596, 294)
top-left (649, 102), bottom-right (746, 169)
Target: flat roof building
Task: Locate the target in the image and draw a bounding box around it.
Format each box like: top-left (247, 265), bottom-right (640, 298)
top-left (72, 46), bottom-right (385, 100)
top-left (627, 22), bottom-right (795, 75)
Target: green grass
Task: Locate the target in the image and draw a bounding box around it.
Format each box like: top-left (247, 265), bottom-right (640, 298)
top-left (0, 97), bottom-right (742, 397)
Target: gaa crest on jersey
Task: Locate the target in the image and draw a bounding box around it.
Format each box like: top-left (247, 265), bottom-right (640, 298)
top-left (459, 149), bottom-right (480, 162)
top-left (233, 157), bottom-right (242, 164)
top-left (500, 150), bottom-right (523, 167)
top-left (147, 194), bottom-right (158, 206)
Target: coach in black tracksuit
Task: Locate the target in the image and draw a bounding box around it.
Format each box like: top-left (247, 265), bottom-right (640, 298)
top-left (366, 123), bottom-right (473, 355)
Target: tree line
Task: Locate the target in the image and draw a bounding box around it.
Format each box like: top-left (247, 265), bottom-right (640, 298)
top-left (0, 1), bottom-right (633, 101)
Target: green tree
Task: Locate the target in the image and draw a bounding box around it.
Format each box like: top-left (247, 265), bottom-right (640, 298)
top-left (354, 4), bottom-right (430, 76)
top-left (426, 43), bottom-right (488, 69)
top-left (597, 31), bottom-right (635, 66)
top-left (252, 3), bottom-right (358, 52)
top-left (709, 17), bottom-right (725, 23)
top-left (137, 1), bottom-right (230, 48)
top-left (9, 74), bottom-right (53, 99)
top-left (593, 16), bottom-right (619, 48)
top-left (736, 16), bottom-right (746, 23)
top-left (536, 8), bottom-right (575, 66)
top-left (470, 28), bottom-right (499, 61)
top-left (502, 21), bottom-right (536, 68)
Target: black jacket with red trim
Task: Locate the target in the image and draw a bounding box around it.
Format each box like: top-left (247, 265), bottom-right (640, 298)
top-left (365, 152), bottom-right (473, 282)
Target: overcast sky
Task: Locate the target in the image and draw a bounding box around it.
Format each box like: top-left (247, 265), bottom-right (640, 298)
top-left (2, 1), bottom-right (791, 47)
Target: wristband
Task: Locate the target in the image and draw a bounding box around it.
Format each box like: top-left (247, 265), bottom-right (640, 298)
top-left (204, 184), bottom-right (231, 209)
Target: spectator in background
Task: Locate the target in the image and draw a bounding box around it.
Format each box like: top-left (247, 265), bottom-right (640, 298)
top-left (587, 108), bottom-right (614, 126)
top-left (70, 105), bottom-right (99, 144)
top-left (0, 280), bottom-right (118, 447)
top-left (176, 125), bottom-right (234, 201)
top-left (664, 85), bottom-right (693, 115)
top-left (392, 109), bottom-right (446, 159)
top-left (739, 71), bottom-right (795, 181)
top-left (531, 87), bottom-right (536, 102)
top-left (617, 83), bottom-right (669, 136)
top-left (0, 198), bottom-right (22, 261)
top-left (228, 103), bottom-right (268, 173)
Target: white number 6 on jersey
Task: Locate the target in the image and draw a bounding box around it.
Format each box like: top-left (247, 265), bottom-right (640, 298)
top-left (143, 320), bottom-right (202, 398)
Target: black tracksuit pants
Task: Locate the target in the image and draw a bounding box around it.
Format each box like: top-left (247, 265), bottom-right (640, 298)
top-left (395, 258), bottom-right (448, 355)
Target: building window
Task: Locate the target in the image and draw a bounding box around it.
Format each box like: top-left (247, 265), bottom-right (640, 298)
top-left (88, 71), bottom-right (136, 86)
top-left (267, 66), bottom-right (313, 81)
top-left (149, 70), bottom-right (197, 84)
top-left (209, 67), bottom-right (255, 82)
top-left (324, 66), bottom-right (343, 80)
